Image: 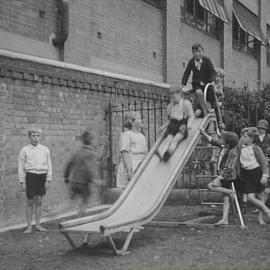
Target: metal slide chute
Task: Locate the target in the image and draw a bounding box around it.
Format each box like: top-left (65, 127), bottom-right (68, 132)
top-left (59, 114), bottom-right (215, 254)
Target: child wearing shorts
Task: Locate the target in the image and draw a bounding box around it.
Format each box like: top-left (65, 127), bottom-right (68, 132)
top-left (18, 127), bottom-right (52, 233)
top-left (238, 127), bottom-right (270, 225)
top-left (156, 85), bottom-right (195, 162)
top-left (64, 128), bottom-right (100, 214)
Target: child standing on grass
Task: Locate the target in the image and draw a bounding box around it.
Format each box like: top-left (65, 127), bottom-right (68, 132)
top-left (238, 127), bottom-right (270, 225)
top-left (156, 85), bottom-right (195, 162)
top-left (64, 128), bottom-right (101, 214)
top-left (200, 129), bottom-right (239, 225)
top-left (18, 127), bottom-right (52, 233)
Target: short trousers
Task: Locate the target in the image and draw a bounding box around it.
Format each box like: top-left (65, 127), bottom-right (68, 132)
top-left (220, 179), bottom-right (235, 189)
top-left (210, 176), bottom-right (235, 189)
top-left (25, 172), bottom-right (47, 199)
top-left (70, 182), bottom-right (90, 200)
top-left (240, 167), bottom-right (264, 194)
top-left (192, 83), bottom-right (216, 105)
top-left (166, 118), bottom-right (188, 137)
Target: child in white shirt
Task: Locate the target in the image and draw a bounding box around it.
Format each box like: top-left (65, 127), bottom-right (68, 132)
top-left (18, 127), bottom-right (52, 233)
top-left (156, 85), bottom-right (195, 162)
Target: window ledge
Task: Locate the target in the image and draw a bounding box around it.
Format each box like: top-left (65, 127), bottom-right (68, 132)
top-left (232, 47), bottom-right (258, 60)
top-left (181, 18), bottom-right (219, 40)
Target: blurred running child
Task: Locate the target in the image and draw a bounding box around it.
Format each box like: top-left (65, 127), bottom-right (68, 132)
top-left (200, 128), bottom-right (239, 225)
top-left (64, 128), bottom-right (101, 214)
top-left (156, 85), bottom-right (195, 162)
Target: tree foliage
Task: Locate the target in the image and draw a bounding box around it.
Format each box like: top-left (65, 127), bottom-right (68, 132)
top-left (222, 84), bottom-right (270, 134)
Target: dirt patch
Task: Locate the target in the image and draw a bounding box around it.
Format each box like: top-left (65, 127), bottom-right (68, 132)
top-left (1, 205), bottom-right (270, 270)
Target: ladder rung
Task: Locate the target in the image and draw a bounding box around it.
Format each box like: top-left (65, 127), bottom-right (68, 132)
top-left (195, 146), bottom-right (219, 149)
top-left (201, 202), bottom-right (223, 205)
top-left (196, 175), bottom-right (218, 178)
top-left (193, 161), bottom-right (217, 164)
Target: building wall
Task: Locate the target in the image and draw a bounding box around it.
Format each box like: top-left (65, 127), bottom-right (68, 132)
top-left (238, 0), bottom-right (258, 15)
top-left (65, 0), bottom-right (164, 82)
top-left (231, 50), bottom-right (258, 87)
top-left (164, 0), bottom-right (181, 83)
top-left (0, 0), bottom-right (58, 59)
top-left (0, 0), bottom-right (269, 87)
top-left (260, 0), bottom-right (270, 83)
top-left (0, 52), bottom-right (168, 228)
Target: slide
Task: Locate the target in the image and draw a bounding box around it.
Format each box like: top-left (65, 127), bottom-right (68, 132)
top-left (60, 114), bottom-right (215, 254)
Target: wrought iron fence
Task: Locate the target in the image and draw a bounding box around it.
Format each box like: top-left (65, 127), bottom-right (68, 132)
top-left (105, 98), bottom-right (266, 188)
top-left (222, 102), bottom-right (262, 134)
top-left (106, 99), bottom-right (168, 187)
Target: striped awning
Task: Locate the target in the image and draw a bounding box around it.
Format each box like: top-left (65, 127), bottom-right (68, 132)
top-left (233, 1), bottom-right (266, 45)
top-left (198, 0), bottom-right (229, 24)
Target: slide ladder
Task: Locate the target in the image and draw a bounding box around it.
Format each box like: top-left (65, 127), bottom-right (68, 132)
top-left (59, 114), bottom-right (215, 254)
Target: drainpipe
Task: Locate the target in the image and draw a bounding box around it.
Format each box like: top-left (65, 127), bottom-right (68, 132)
top-left (52, 0), bottom-right (69, 47)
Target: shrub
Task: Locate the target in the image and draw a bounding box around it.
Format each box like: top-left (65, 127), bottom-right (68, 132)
top-left (222, 83), bottom-right (270, 134)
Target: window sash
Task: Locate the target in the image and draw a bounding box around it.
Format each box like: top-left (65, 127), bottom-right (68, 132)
top-left (181, 0), bottom-right (219, 38)
top-left (232, 14), bottom-right (258, 58)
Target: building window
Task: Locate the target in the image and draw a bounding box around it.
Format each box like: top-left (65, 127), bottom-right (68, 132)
top-left (181, 0), bottom-right (220, 38)
top-left (267, 45), bottom-right (270, 66)
top-left (232, 15), bottom-right (259, 58)
top-left (267, 25), bottom-right (270, 67)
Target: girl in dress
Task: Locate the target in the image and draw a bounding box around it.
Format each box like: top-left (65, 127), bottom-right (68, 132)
top-left (116, 112), bottom-right (148, 188)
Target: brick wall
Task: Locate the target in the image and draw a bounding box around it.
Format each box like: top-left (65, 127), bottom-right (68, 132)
top-left (0, 0), bottom-right (57, 42)
top-left (0, 53), bottom-right (168, 228)
top-left (65, 0), bottom-right (164, 82)
top-left (164, 0), bottom-right (182, 84)
top-left (0, 81), bottom-right (7, 223)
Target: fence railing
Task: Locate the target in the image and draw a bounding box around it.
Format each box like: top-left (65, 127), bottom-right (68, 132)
top-left (106, 99), bottom-right (168, 187)
top-left (105, 99), bottom-right (266, 188)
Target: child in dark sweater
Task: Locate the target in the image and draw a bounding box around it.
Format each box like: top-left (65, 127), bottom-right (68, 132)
top-left (64, 129), bottom-right (100, 214)
top-left (181, 43), bottom-right (216, 117)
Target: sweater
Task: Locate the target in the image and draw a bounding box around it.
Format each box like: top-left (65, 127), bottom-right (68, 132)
top-left (208, 138), bottom-right (238, 181)
top-left (64, 145), bottom-right (98, 184)
top-left (181, 56), bottom-right (216, 87)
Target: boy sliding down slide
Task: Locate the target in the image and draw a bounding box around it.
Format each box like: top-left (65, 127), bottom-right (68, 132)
top-left (155, 85), bottom-right (195, 162)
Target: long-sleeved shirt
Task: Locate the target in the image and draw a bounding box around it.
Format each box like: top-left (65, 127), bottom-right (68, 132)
top-left (181, 56), bottom-right (216, 87)
top-left (18, 144), bottom-right (52, 183)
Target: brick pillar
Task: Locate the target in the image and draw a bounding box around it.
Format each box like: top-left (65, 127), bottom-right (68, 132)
top-left (223, 0), bottom-right (234, 87)
top-left (163, 0), bottom-right (181, 84)
top-left (0, 81), bottom-right (6, 222)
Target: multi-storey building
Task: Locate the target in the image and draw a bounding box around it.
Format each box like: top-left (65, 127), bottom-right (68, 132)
top-left (0, 0), bottom-right (269, 89)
